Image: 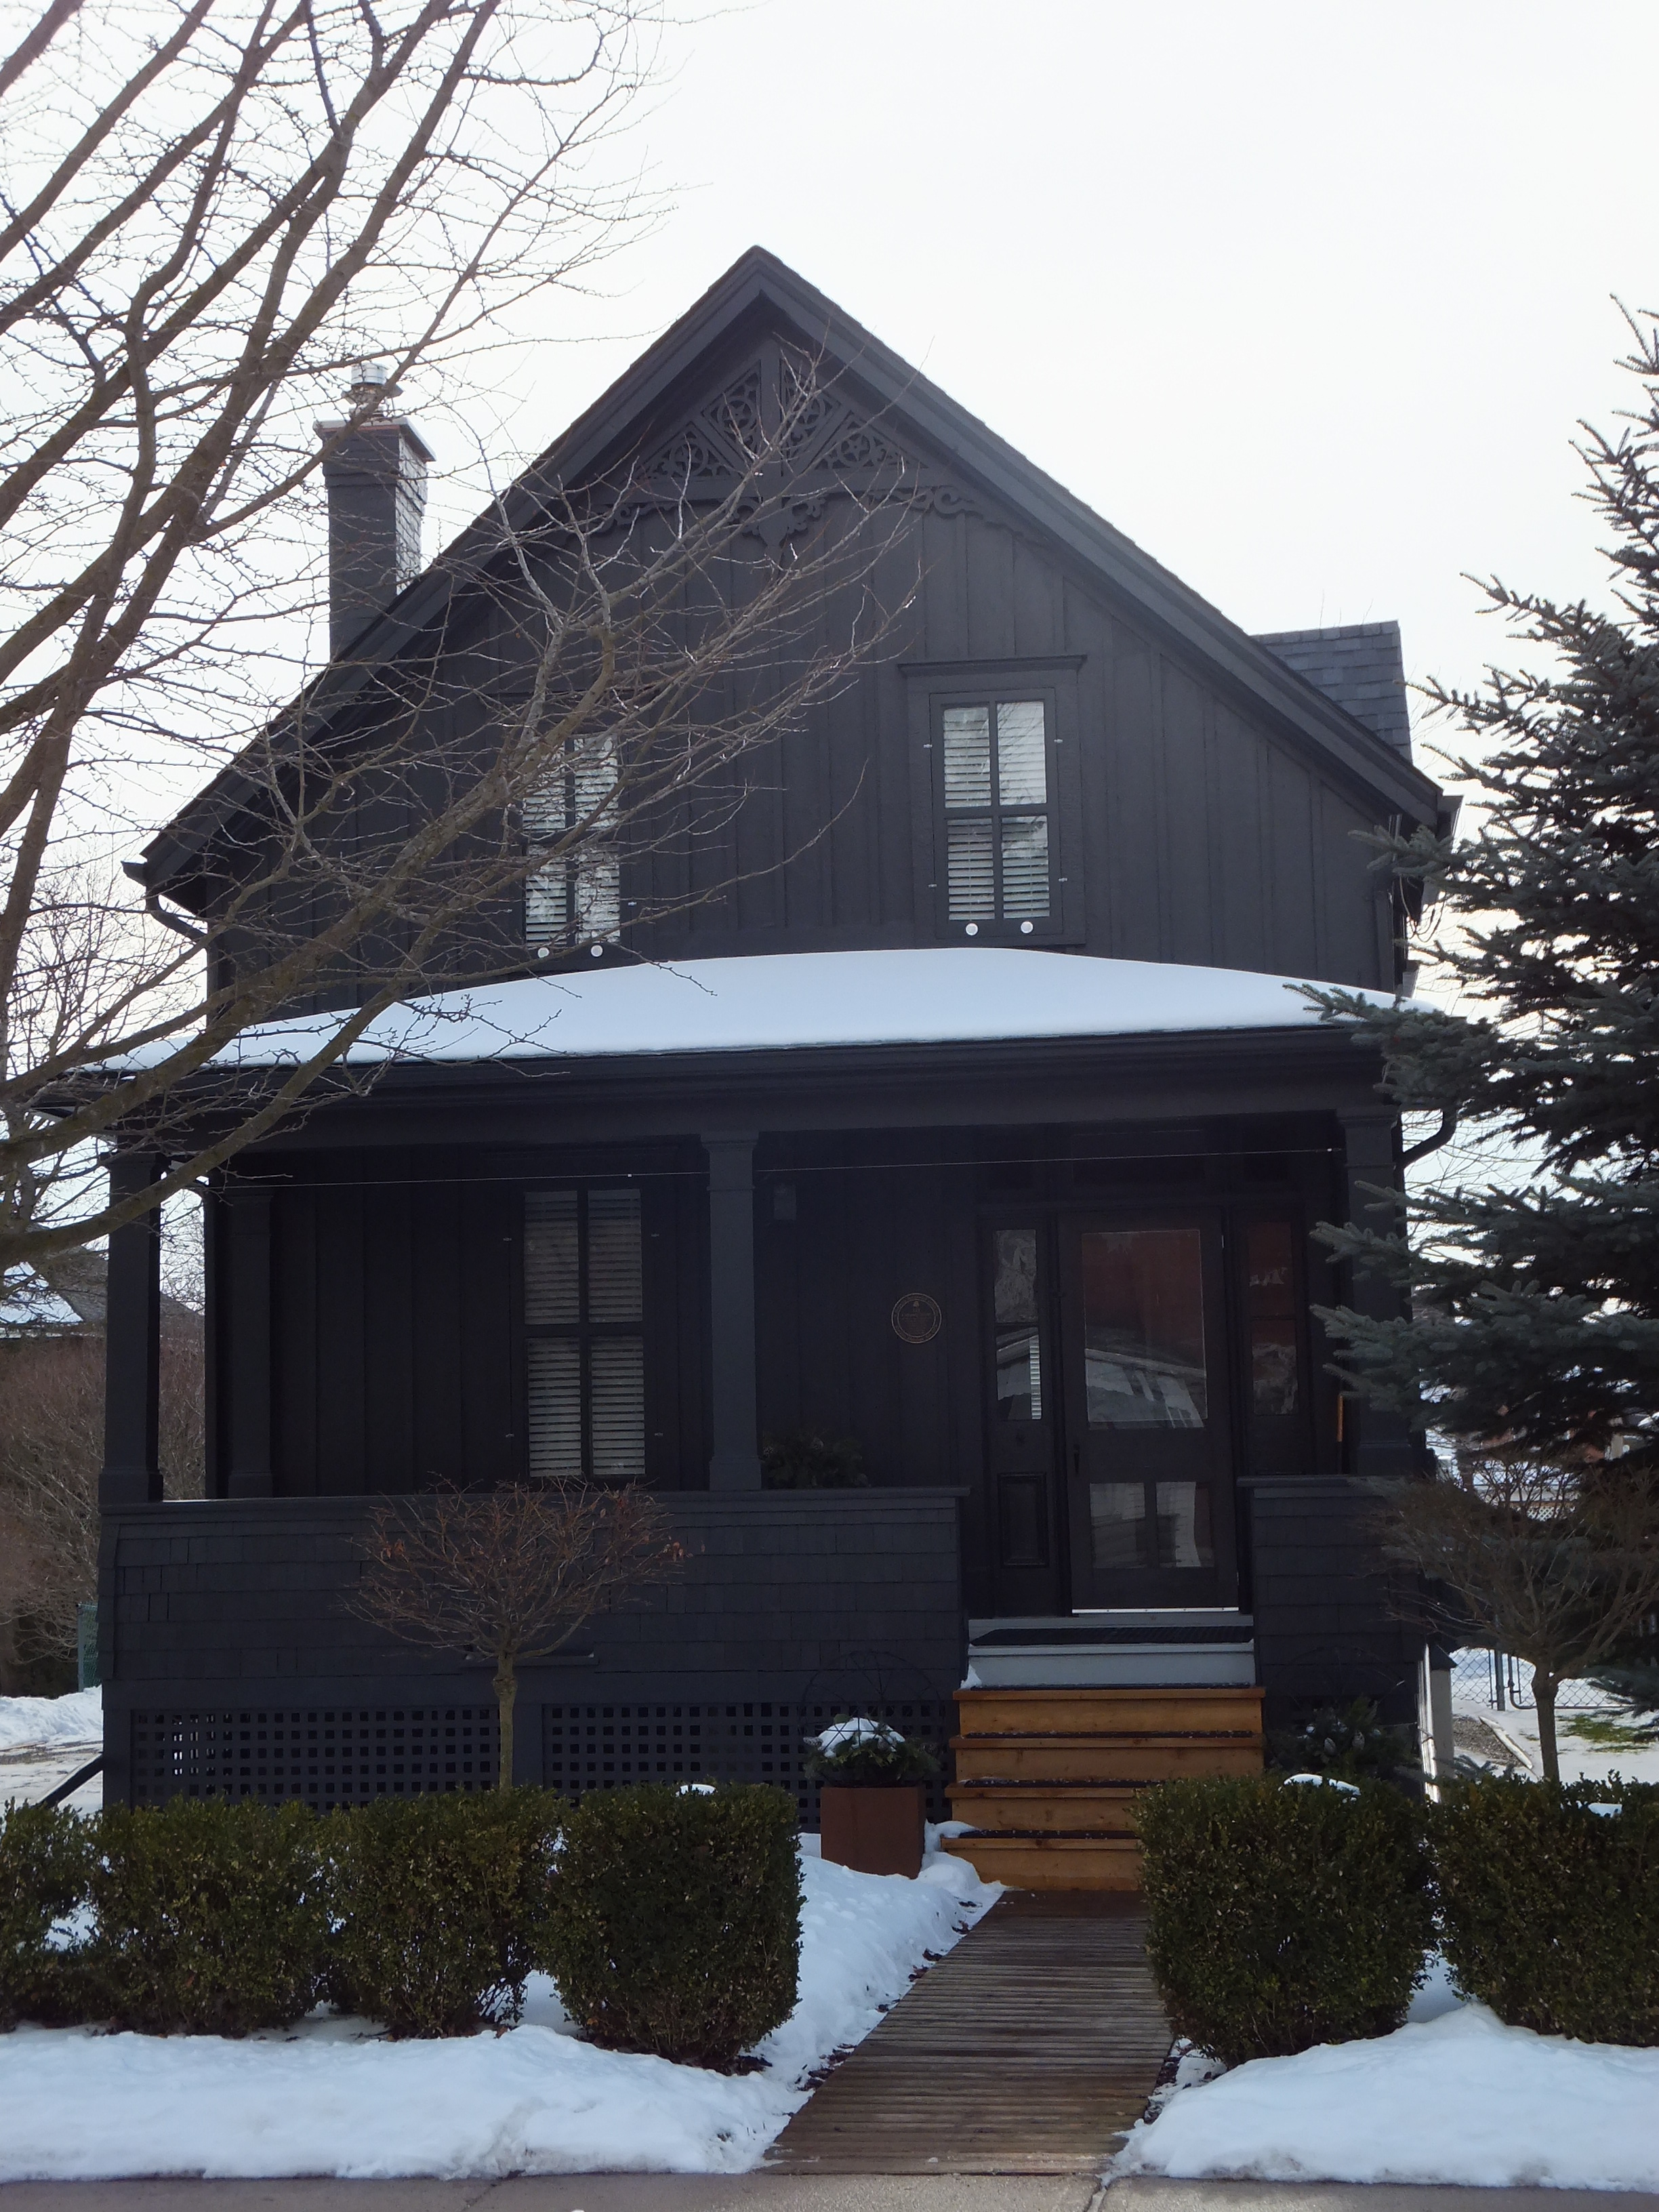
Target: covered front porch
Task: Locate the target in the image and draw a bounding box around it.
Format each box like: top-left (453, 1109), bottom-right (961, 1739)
top-left (96, 949), bottom-right (1425, 1823)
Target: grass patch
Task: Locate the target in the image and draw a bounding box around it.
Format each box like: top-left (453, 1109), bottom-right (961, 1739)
top-left (1562, 1713), bottom-right (1659, 1751)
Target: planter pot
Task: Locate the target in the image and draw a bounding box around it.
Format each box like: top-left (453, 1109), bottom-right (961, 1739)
top-left (817, 1782), bottom-right (926, 1878)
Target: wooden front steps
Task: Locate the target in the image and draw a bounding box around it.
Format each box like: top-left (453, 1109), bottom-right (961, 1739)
top-left (943, 1684), bottom-right (1264, 1891)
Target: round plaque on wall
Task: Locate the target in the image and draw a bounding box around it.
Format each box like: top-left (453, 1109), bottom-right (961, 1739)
top-left (890, 1292), bottom-right (943, 1345)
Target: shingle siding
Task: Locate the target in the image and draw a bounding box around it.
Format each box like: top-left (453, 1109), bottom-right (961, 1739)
top-left (100, 1491), bottom-right (965, 1810)
top-left (1255, 621), bottom-right (1413, 761)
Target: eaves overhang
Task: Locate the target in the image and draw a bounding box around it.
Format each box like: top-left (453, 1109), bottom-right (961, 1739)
top-left (159, 1019), bottom-right (1389, 1158)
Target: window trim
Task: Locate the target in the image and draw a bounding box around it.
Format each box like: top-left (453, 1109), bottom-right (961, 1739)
top-left (901, 655), bottom-right (1086, 945)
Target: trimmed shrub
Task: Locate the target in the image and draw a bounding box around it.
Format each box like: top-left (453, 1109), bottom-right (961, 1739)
top-left (1267, 1697), bottom-right (1418, 1784)
top-left (1136, 1775), bottom-right (1432, 2064)
top-left (326, 1788), bottom-right (561, 2037)
top-left (89, 1799), bottom-right (328, 2034)
top-left (1432, 1776), bottom-right (1659, 2044)
top-left (0, 1799), bottom-right (96, 2027)
top-left (543, 1783), bottom-right (800, 2067)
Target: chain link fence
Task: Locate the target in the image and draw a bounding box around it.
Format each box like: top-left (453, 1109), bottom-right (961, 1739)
top-left (1450, 1647), bottom-right (1626, 1717)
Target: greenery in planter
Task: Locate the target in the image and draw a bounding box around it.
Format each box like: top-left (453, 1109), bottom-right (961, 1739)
top-left (326, 1788), bottom-right (560, 2036)
top-left (542, 1782), bottom-right (800, 2068)
top-left (760, 1431), bottom-right (867, 1489)
top-left (1136, 1775), bottom-right (1432, 2064)
top-left (1267, 1697), bottom-right (1418, 1784)
top-left (89, 1799), bottom-right (329, 2034)
top-left (802, 1715), bottom-right (939, 1785)
top-left (0, 1799), bottom-right (95, 2027)
top-left (1431, 1776), bottom-right (1659, 2044)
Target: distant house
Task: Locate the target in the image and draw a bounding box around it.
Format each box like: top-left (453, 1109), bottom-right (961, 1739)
top-left (99, 252), bottom-right (1446, 1877)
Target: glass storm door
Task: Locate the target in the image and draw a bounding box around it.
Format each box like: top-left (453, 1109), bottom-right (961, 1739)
top-left (1061, 1217), bottom-right (1236, 1607)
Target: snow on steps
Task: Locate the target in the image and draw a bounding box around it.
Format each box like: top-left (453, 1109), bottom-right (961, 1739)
top-left (942, 1685), bottom-right (1265, 1891)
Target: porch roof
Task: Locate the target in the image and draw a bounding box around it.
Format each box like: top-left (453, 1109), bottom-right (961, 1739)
top-left (167, 948), bottom-right (1385, 1071)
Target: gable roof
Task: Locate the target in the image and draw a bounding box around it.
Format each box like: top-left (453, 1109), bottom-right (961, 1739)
top-left (137, 248), bottom-right (1442, 893)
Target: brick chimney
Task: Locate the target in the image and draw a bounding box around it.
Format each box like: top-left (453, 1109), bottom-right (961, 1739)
top-left (315, 360), bottom-right (434, 658)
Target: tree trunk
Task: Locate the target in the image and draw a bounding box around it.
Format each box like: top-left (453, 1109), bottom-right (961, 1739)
top-left (1534, 1671), bottom-right (1561, 1782)
top-left (493, 1651), bottom-right (518, 1790)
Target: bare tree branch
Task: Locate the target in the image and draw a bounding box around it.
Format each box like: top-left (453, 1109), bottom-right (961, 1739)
top-left (345, 1479), bottom-right (684, 1785)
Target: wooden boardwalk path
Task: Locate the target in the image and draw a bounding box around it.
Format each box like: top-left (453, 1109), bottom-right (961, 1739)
top-left (764, 1890), bottom-right (1172, 2175)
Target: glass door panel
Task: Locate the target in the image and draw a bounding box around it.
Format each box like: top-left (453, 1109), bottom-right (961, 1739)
top-left (1082, 1227), bottom-right (1207, 1429)
top-left (983, 1224), bottom-right (1061, 1613)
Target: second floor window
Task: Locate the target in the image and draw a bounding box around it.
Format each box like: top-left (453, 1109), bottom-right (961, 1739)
top-left (941, 698), bottom-right (1052, 924)
top-left (524, 738), bottom-right (621, 946)
top-left (523, 1186), bottom-right (644, 1480)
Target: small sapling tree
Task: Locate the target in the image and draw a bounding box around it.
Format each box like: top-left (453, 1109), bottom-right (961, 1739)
top-left (1382, 1452), bottom-right (1659, 1780)
top-left (348, 1479), bottom-right (684, 1786)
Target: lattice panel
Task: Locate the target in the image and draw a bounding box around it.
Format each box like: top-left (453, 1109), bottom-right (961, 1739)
top-left (541, 1696), bottom-right (951, 1826)
top-left (130, 1707), bottom-right (497, 1807)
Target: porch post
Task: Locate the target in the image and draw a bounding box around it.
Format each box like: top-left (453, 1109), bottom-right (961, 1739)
top-left (703, 1132), bottom-right (762, 1490)
top-left (100, 1151), bottom-right (164, 1507)
top-left (1336, 1107), bottom-right (1414, 1477)
top-left (224, 1186), bottom-right (274, 1498)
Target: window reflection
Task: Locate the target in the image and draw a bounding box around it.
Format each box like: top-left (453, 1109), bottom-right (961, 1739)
top-left (1081, 1228), bottom-right (1207, 1428)
top-left (992, 1227), bottom-right (1042, 1422)
top-left (1246, 1221), bottom-right (1300, 1416)
top-left (1088, 1481), bottom-right (1214, 1570)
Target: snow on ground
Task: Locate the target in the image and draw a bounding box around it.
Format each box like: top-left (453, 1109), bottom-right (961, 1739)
top-left (0, 1833), bottom-right (998, 2181)
top-left (1113, 2001), bottom-right (1659, 2192)
top-left (0, 1688), bottom-right (104, 1814)
top-left (0, 1686), bottom-right (101, 1756)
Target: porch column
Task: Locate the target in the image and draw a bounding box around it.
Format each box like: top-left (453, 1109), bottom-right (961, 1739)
top-left (1336, 1107), bottom-right (1414, 1477)
top-left (100, 1151), bottom-right (164, 1507)
top-left (703, 1132), bottom-right (762, 1491)
top-left (224, 1185), bottom-right (274, 1498)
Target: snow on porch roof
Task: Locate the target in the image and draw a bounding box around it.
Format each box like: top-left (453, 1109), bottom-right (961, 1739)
top-left (199, 947), bottom-right (1378, 1071)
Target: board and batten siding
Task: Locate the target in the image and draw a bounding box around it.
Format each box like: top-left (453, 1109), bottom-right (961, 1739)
top-left (628, 502), bottom-right (1399, 987)
top-left (213, 1149), bottom-right (707, 1499)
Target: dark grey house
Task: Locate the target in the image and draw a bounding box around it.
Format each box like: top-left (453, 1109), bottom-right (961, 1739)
top-left (98, 251), bottom-right (1446, 1874)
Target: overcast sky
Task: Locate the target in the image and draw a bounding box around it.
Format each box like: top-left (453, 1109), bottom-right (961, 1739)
top-left (449, 0), bottom-right (1659, 779)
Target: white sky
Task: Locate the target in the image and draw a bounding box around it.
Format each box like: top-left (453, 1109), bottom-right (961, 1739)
top-left (433, 0), bottom-right (1659, 779)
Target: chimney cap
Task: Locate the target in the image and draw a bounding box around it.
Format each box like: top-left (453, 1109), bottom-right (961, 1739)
top-left (346, 356), bottom-right (393, 410)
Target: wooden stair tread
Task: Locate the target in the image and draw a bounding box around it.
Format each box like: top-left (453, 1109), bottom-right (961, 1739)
top-left (950, 1732), bottom-right (1258, 1748)
top-left (945, 1684), bottom-right (1262, 1890)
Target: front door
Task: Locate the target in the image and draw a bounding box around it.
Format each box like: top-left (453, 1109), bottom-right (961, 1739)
top-left (1060, 1215), bottom-right (1237, 1607)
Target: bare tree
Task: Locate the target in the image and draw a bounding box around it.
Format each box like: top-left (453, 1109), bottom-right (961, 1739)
top-left (346, 1478), bottom-right (684, 1786)
top-left (0, 1301), bottom-right (203, 1677)
top-left (1382, 1454), bottom-right (1659, 1780)
top-left (1, 0), bottom-right (905, 1273)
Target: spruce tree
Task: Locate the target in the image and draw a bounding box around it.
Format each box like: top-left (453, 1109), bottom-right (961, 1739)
top-left (1315, 318), bottom-right (1659, 1773)
top-left (1320, 313), bottom-right (1659, 1475)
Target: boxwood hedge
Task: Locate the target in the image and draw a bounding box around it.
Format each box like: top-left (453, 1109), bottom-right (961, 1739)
top-left (1136, 1774), bottom-right (1432, 2064)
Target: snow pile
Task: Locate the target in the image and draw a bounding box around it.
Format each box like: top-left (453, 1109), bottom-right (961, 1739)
top-left (807, 1718), bottom-right (901, 1755)
top-left (1115, 2003), bottom-right (1659, 2191)
top-left (0, 1688), bottom-right (101, 1757)
top-left (0, 1837), bottom-right (998, 2180)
